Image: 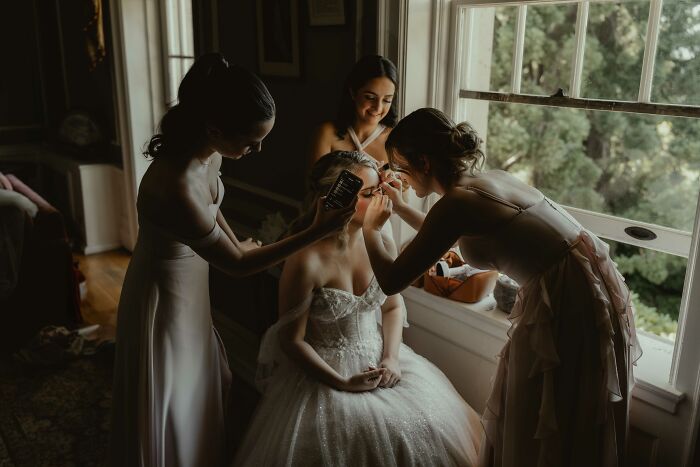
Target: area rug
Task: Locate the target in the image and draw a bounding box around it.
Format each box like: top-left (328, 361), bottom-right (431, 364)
top-left (0, 350), bottom-right (113, 466)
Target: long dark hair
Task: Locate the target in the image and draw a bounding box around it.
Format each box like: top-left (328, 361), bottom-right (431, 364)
top-left (386, 108), bottom-right (485, 187)
top-left (145, 53), bottom-right (275, 159)
top-left (334, 55), bottom-right (398, 140)
top-left (287, 151), bottom-right (377, 238)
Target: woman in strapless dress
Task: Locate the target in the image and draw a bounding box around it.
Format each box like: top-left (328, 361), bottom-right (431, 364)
top-left (362, 107), bottom-right (641, 467)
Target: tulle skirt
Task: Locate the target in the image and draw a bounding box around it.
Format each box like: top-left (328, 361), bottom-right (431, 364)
top-left (233, 339), bottom-right (482, 467)
top-left (480, 230), bottom-right (642, 467)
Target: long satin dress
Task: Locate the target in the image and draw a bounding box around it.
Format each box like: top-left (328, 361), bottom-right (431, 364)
top-left (110, 177), bottom-right (232, 466)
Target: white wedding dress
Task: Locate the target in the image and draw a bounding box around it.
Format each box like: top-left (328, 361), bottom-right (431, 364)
top-left (232, 276), bottom-right (482, 466)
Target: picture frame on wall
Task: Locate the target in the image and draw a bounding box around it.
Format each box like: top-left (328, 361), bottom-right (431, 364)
top-left (308, 0), bottom-right (345, 26)
top-left (256, 0), bottom-right (300, 77)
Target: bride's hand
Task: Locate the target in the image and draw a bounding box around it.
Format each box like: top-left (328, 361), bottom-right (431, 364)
top-left (377, 358), bottom-right (401, 388)
top-left (363, 194), bottom-right (392, 232)
top-left (310, 196), bottom-right (357, 236)
top-left (339, 368), bottom-right (386, 392)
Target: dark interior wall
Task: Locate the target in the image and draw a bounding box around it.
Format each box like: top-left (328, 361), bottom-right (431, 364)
top-left (0, 1), bottom-right (45, 141)
top-left (0, 0), bottom-right (117, 150)
top-left (203, 0), bottom-right (378, 200)
top-left (51, 0), bottom-right (118, 144)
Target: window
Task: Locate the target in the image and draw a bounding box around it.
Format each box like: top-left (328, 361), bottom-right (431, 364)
top-left (161, 0), bottom-right (195, 106)
top-left (450, 0), bottom-right (700, 383)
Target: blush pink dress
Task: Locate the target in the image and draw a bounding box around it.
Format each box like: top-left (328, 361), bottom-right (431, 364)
top-left (458, 187), bottom-right (642, 467)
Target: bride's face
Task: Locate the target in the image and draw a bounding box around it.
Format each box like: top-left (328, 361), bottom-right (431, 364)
top-left (352, 166), bottom-right (381, 224)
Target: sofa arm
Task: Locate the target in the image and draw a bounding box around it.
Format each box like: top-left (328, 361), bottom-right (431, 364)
top-left (6, 174), bottom-right (68, 241)
top-left (6, 174), bottom-right (56, 212)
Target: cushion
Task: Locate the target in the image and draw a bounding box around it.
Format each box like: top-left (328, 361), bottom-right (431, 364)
top-left (0, 172), bottom-right (12, 191)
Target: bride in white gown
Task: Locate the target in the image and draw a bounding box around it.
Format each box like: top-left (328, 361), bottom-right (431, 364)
top-left (233, 151), bottom-right (482, 467)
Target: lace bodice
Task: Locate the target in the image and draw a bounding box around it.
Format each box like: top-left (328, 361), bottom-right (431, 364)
top-left (304, 277), bottom-right (387, 359)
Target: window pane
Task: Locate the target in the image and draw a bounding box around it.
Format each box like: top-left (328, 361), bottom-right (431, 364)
top-left (581, 1), bottom-right (649, 101)
top-left (463, 98), bottom-right (700, 232)
top-left (463, 6), bottom-right (517, 93)
top-left (603, 238), bottom-right (684, 344)
top-left (652, 1), bottom-right (700, 106)
top-left (164, 0), bottom-right (182, 56)
top-left (167, 59), bottom-right (181, 105)
top-left (179, 0), bottom-right (195, 57)
top-left (520, 3), bottom-right (577, 96)
top-left (490, 7), bottom-right (517, 93)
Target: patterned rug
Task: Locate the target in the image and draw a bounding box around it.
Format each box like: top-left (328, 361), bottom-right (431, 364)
top-left (0, 349), bottom-right (113, 466)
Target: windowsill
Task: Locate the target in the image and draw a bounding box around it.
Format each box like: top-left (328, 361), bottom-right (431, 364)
top-left (402, 285), bottom-right (685, 414)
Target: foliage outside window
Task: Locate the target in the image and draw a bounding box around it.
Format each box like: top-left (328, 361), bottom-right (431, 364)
top-left (458, 0), bottom-right (700, 344)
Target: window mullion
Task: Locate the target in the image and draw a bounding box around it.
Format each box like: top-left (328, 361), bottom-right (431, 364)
top-left (569, 1), bottom-right (589, 98)
top-left (638, 0), bottom-right (663, 103)
top-left (511, 5), bottom-right (527, 93)
top-left (177, 0), bottom-right (188, 85)
top-left (453, 6), bottom-right (472, 120)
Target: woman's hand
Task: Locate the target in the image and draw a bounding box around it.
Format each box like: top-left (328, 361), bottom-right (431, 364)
top-left (310, 196), bottom-right (357, 236)
top-left (377, 359), bottom-right (401, 388)
top-left (239, 237), bottom-right (263, 252)
top-left (381, 168), bottom-right (409, 193)
top-left (380, 179), bottom-right (407, 211)
top-left (339, 368), bottom-right (387, 392)
top-left (363, 194), bottom-right (393, 232)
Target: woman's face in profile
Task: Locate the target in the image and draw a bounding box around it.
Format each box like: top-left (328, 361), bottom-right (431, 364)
top-left (212, 117), bottom-right (275, 159)
top-left (352, 166), bottom-right (381, 224)
top-left (352, 77), bottom-right (395, 126)
top-left (391, 152), bottom-right (429, 198)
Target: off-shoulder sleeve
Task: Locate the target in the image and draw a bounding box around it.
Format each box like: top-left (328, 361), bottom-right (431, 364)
top-left (255, 294), bottom-right (313, 392)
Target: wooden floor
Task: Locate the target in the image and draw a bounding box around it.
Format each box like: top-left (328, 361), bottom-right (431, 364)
top-left (74, 249), bottom-right (131, 341)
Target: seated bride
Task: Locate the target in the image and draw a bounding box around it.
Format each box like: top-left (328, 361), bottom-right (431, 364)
top-left (232, 151), bottom-right (482, 467)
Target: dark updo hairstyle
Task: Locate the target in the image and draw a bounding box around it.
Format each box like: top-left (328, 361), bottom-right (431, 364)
top-left (334, 55), bottom-right (398, 140)
top-left (287, 150), bottom-right (377, 239)
top-left (385, 108), bottom-right (485, 187)
top-left (146, 53), bottom-right (275, 158)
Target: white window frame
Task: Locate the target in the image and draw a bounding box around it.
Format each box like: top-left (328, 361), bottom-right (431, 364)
top-left (160, 0), bottom-right (195, 106)
top-left (448, 0), bottom-right (700, 463)
top-left (387, 0), bottom-right (700, 465)
top-left (450, 0), bottom-right (699, 363)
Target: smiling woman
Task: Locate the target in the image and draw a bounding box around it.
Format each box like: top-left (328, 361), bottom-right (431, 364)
top-left (308, 55), bottom-right (398, 166)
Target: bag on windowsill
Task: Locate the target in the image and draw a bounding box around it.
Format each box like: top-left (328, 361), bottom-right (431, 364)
top-left (423, 251), bottom-right (499, 304)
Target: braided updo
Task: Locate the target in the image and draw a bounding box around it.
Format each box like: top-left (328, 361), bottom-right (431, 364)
top-left (385, 108), bottom-right (485, 187)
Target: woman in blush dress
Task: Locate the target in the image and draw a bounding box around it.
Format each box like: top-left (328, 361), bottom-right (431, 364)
top-left (362, 108), bottom-right (641, 467)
